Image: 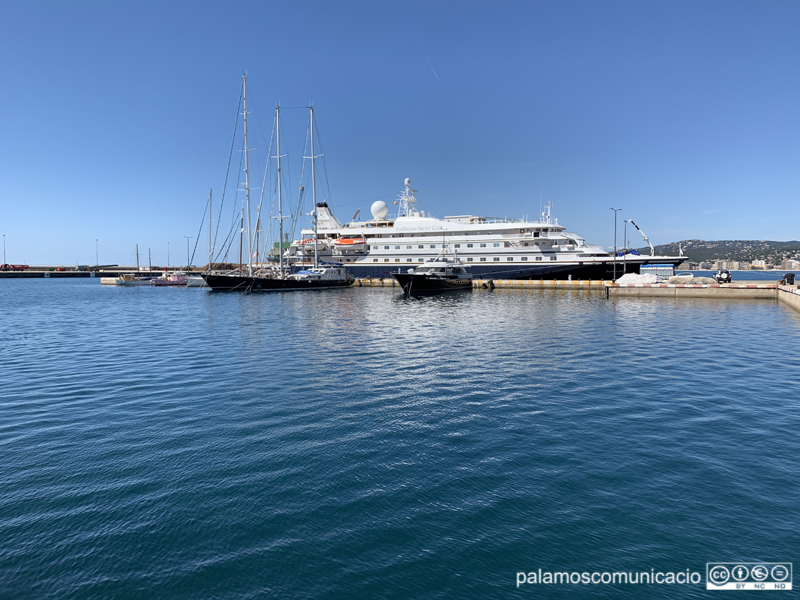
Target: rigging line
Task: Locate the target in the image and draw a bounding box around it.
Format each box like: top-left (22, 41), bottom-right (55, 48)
top-left (253, 111), bottom-right (277, 264)
top-left (257, 115), bottom-right (277, 262)
top-left (330, 192), bottom-right (399, 210)
top-left (214, 148), bottom-right (245, 264)
top-left (215, 175), bottom-right (244, 265)
top-left (212, 83), bottom-right (244, 261)
top-left (214, 202), bottom-right (240, 265)
top-left (189, 195), bottom-right (211, 268)
top-left (312, 116), bottom-right (334, 210)
top-left (415, 196), bottom-right (443, 219)
top-left (278, 109), bottom-right (294, 227)
top-left (290, 121), bottom-right (311, 242)
top-left (296, 125), bottom-right (311, 225)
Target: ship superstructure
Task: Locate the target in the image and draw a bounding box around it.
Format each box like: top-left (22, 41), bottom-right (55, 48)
top-left (285, 179), bottom-right (682, 280)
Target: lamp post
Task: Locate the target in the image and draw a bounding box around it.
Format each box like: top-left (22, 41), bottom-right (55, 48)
top-left (184, 236), bottom-right (193, 271)
top-left (610, 208), bottom-right (621, 280)
top-left (95, 239), bottom-right (99, 267)
top-left (167, 242), bottom-right (170, 270)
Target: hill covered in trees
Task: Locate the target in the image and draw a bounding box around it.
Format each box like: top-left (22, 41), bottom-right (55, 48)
top-left (640, 240), bottom-right (800, 263)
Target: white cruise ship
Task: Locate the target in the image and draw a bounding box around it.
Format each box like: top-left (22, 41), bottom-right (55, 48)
top-left (284, 179), bottom-right (682, 280)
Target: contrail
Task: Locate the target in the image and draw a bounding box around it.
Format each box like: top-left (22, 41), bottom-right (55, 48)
top-left (411, 29), bottom-right (440, 81)
top-left (424, 54), bottom-right (440, 80)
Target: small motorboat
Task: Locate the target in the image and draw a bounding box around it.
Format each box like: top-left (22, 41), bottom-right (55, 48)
top-left (150, 272), bottom-right (188, 286)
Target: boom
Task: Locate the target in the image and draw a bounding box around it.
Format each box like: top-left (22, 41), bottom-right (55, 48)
top-left (628, 219), bottom-right (654, 256)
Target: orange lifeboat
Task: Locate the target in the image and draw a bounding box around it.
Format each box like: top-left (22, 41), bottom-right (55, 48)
top-left (334, 236), bottom-right (367, 248)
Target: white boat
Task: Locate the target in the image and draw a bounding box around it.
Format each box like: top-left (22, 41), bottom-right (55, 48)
top-left (285, 179), bottom-right (682, 280)
top-left (150, 272), bottom-right (188, 286)
top-left (186, 276), bottom-right (208, 287)
top-left (100, 245), bottom-right (157, 285)
top-left (102, 273), bottom-right (156, 286)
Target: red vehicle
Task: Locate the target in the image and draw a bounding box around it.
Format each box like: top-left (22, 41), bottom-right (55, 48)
top-left (0, 264), bottom-right (29, 271)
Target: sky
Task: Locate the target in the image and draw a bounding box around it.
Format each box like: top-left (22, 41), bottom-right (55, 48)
top-left (1, 0), bottom-right (799, 265)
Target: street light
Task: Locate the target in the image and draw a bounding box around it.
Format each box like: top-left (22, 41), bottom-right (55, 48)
top-left (167, 242), bottom-right (170, 270)
top-left (610, 208), bottom-right (621, 280)
top-left (95, 239), bottom-right (99, 267)
top-left (184, 236), bottom-right (193, 271)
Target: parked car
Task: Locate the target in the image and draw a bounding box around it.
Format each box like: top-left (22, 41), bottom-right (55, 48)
top-left (714, 270), bottom-right (732, 283)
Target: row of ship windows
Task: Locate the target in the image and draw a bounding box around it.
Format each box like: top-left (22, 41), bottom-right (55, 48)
top-left (371, 256), bottom-right (558, 263)
top-left (367, 230), bottom-right (556, 238)
top-left (372, 243), bottom-right (562, 249)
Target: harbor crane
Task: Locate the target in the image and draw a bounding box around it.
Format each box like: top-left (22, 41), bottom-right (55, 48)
top-left (628, 219), bottom-right (655, 256)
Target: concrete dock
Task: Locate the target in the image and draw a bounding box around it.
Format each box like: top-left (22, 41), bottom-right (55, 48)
top-left (606, 281), bottom-right (778, 299)
top-left (605, 281), bottom-right (800, 315)
top-left (352, 278), bottom-right (614, 289)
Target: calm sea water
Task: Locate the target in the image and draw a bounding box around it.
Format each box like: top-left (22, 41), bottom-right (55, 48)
top-left (1, 279), bottom-right (799, 599)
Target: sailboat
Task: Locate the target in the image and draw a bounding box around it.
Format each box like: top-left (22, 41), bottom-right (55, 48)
top-left (102, 245), bottom-right (158, 286)
top-left (202, 77), bottom-right (352, 292)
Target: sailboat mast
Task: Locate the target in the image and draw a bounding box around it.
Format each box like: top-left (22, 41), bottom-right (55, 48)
top-left (239, 209), bottom-right (243, 272)
top-left (242, 75), bottom-right (253, 276)
top-left (276, 106), bottom-right (284, 278)
top-left (311, 105), bottom-right (318, 269)
top-left (148, 248), bottom-right (152, 272)
top-left (136, 244), bottom-right (140, 275)
top-left (208, 189), bottom-right (212, 272)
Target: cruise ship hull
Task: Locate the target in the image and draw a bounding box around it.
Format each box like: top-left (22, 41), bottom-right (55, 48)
top-left (304, 258), bottom-right (680, 281)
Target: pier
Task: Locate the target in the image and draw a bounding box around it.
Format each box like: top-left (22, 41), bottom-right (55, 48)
top-left (605, 281), bottom-right (800, 314)
top-left (606, 281), bottom-right (777, 299)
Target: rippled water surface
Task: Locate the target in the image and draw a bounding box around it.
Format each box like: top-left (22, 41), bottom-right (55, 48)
top-left (1, 279), bottom-right (799, 599)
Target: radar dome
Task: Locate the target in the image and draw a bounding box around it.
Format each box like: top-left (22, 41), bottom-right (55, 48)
top-left (371, 200), bottom-right (389, 220)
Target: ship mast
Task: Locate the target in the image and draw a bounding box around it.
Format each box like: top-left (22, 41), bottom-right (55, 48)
top-left (242, 74), bottom-right (253, 276)
top-left (310, 105), bottom-right (318, 269)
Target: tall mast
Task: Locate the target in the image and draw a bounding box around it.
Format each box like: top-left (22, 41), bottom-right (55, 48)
top-left (276, 105), bottom-right (284, 278)
top-left (136, 244), bottom-right (140, 275)
top-left (208, 189), bottom-right (212, 272)
top-left (239, 209), bottom-right (243, 273)
top-left (311, 105), bottom-right (318, 269)
top-left (242, 74), bottom-right (253, 276)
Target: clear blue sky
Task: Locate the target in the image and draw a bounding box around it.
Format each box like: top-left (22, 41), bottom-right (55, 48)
top-left (1, 0), bottom-right (799, 265)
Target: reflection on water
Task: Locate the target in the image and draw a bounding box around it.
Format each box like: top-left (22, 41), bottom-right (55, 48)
top-left (1, 279), bottom-right (799, 599)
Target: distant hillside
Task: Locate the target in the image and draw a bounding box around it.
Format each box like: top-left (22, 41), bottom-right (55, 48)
top-left (638, 240), bottom-right (800, 263)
